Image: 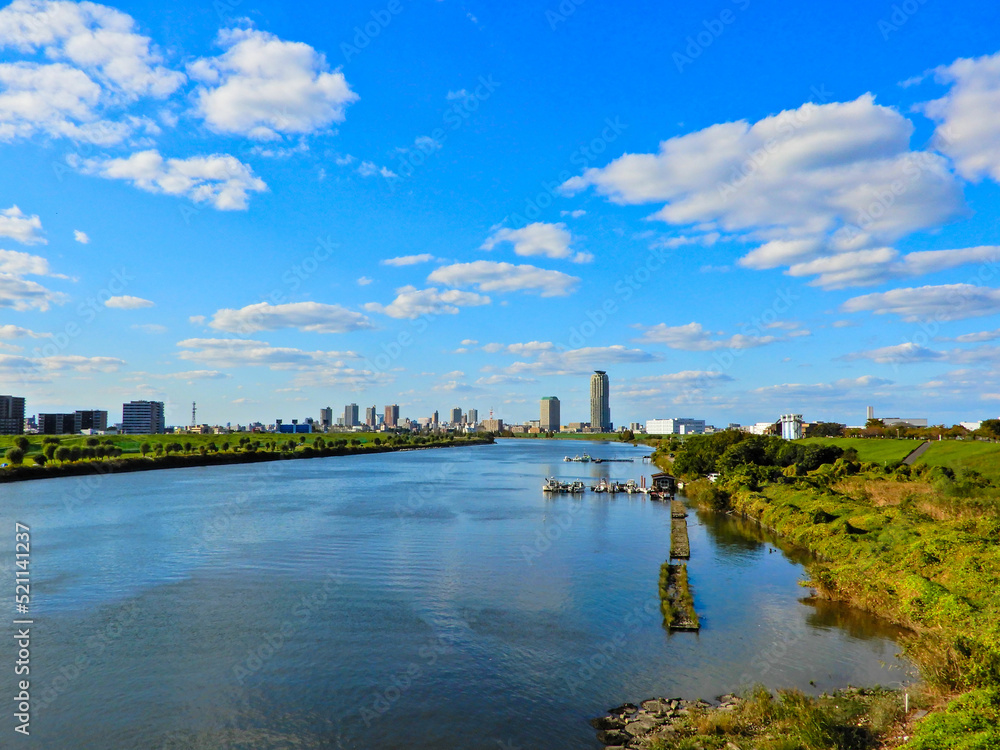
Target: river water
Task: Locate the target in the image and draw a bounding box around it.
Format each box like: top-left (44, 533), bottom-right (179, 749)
top-left (0, 438), bottom-right (911, 749)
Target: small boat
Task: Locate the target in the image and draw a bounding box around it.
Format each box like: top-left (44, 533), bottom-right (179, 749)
top-left (564, 456), bottom-right (573, 462)
top-left (609, 481), bottom-right (626, 493)
top-left (543, 477), bottom-right (562, 492)
top-left (625, 479), bottom-right (639, 494)
top-left (580, 453), bottom-right (592, 463)
top-left (569, 480), bottom-right (585, 493)
top-left (591, 478), bottom-right (609, 493)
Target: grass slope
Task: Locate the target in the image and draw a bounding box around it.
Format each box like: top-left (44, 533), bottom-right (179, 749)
top-left (796, 437), bottom-right (919, 463)
top-left (915, 441), bottom-right (1000, 484)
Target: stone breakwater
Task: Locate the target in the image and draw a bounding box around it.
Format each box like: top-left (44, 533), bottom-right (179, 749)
top-left (590, 695), bottom-right (743, 748)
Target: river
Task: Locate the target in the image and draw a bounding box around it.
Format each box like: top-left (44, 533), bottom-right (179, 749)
top-left (0, 438), bottom-right (911, 749)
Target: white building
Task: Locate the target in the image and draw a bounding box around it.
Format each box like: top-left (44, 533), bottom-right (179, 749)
top-left (780, 414), bottom-right (804, 441)
top-left (961, 421), bottom-right (983, 431)
top-left (645, 418), bottom-right (706, 435)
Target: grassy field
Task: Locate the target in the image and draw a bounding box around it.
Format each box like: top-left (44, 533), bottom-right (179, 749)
top-left (796, 436), bottom-right (920, 463)
top-left (915, 440), bottom-right (1000, 483)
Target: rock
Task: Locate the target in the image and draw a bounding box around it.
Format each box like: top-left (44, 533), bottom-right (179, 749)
top-left (641, 699), bottom-right (664, 713)
top-left (597, 729), bottom-right (630, 745)
top-left (624, 716), bottom-right (657, 736)
top-left (590, 715), bottom-right (625, 730)
top-left (608, 703), bottom-right (639, 716)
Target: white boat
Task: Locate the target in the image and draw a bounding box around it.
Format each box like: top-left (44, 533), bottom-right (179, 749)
top-left (569, 480), bottom-right (585, 493)
top-left (591, 478), bottom-right (609, 493)
top-left (543, 477), bottom-right (562, 492)
top-left (625, 479), bottom-right (639, 493)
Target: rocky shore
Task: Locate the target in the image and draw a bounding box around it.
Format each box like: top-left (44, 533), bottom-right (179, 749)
top-left (590, 694), bottom-right (743, 748)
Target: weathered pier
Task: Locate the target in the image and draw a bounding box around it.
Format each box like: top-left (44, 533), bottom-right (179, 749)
top-left (670, 514), bottom-right (690, 559)
top-left (658, 562), bottom-right (699, 631)
top-left (670, 500), bottom-right (687, 518)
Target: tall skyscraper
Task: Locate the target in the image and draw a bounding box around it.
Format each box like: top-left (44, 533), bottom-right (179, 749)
top-left (432, 410), bottom-right (439, 426)
top-left (344, 404), bottom-right (359, 427)
top-left (450, 407), bottom-right (463, 425)
top-left (384, 404), bottom-right (399, 428)
top-left (590, 371), bottom-right (611, 431)
top-left (0, 395), bottom-right (26, 434)
top-left (540, 396), bottom-right (560, 431)
top-left (467, 408), bottom-right (478, 425)
top-left (122, 400), bottom-right (165, 434)
top-left (319, 407), bottom-right (333, 430)
top-left (366, 406), bottom-right (377, 427)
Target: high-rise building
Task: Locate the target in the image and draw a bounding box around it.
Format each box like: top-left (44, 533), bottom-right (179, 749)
top-left (450, 407), bottom-right (463, 425)
top-left (366, 406), bottom-right (377, 427)
top-left (384, 404), bottom-right (399, 428)
top-left (74, 410), bottom-right (108, 433)
top-left (540, 396), bottom-right (560, 431)
top-left (482, 418), bottom-right (503, 432)
top-left (39, 413), bottom-right (76, 434)
top-left (432, 410), bottom-right (439, 425)
top-left (0, 395), bottom-right (26, 434)
top-left (866, 405), bottom-right (875, 422)
top-left (344, 403), bottom-right (359, 427)
top-left (590, 371), bottom-right (611, 432)
top-left (467, 408), bottom-right (478, 425)
top-left (319, 407), bottom-right (333, 430)
top-left (122, 400), bottom-right (165, 434)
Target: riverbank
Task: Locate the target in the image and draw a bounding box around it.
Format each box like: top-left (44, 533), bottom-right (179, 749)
top-left (651, 431), bottom-right (1000, 749)
top-left (0, 435), bottom-right (495, 484)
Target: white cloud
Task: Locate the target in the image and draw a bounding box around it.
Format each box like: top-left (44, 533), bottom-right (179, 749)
top-left (0, 206), bottom-right (44, 244)
top-left (843, 284), bottom-right (1000, 322)
top-left (482, 222), bottom-right (592, 263)
top-left (560, 209), bottom-right (586, 218)
top-left (637, 322), bottom-right (781, 351)
top-left (751, 375), bottom-right (895, 399)
top-left (205, 301), bottom-right (374, 334)
top-left (177, 337), bottom-right (361, 370)
top-left (565, 95), bottom-right (966, 283)
top-left (77, 149), bottom-right (267, 210)
top-left (926, 51), bottom-right (1000, 183)
top-left (843, 342), bottom-right (944, 364)
top-left (356, 276), bottom-right (373, 286)
top-left (188, 27), bottom-right (356, 140)
top-left (0, 0), bottom-right (184, 97)
top-left (460, 339), bottom-right (478, 346)
top-left (428, 260), bottom-right (580, 297)
top-left (73, 229), bottom-right (89, 244)
top-left (381, 253), bottom-right (437, 266)
top-left (0, 248), bottom-right (68, 311)
top-left (130, 369), bottom-right (229, 381)
top-left (634, 370), bottom-right (735, 385)
top-left (363, 285), bottom-right (491, 319)
top-left (492, 345), bottom-right (660, 377)
top-left (132, 323), bottom-right (166, 334)
top-left (482, 341), bottom-right (556, 356)
top-left (105, 294), bottom-right (153, 309)
top-left (0, 324), bottom-right (48, 339)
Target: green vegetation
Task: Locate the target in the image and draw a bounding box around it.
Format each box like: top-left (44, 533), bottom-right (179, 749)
top-left (670, 515), bottom-right (690, 559)
top-left (666, 430), bottom-right (1000, 749)
top-left (0, 432), bottom-right (494, 481)
top-left (796, 437), bottom-right (919, 464)
top-left (915, 441), bottom-right (1000, 484)
top-left (649, 686), bottom-right (906, 750)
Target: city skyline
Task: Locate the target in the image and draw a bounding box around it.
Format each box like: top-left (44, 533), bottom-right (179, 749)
top-left (4, 1), bottom-right (1000, 426)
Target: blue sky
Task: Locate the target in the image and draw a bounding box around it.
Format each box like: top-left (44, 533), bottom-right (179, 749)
top-left (3, 0), bottom-right (1000, 428)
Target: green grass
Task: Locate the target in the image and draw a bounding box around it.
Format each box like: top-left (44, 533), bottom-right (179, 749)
top-left (796, 437), bottom-right (919, 463)
top-left (916, 441), bottom-right (1000, 484)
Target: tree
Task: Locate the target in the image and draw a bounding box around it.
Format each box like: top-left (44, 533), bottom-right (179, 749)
top-left (43, 443), bottom-right (57, 460)
top-left (980, 419), bottom-right (1000, 439)
top-left (5, 447), bottom-right (24, 465)
top-left (14, 436), bottom-right (29, 451)
top-left (55, 447), bottom-right (71, 462)
top-left (33, 454), bottom-right (47, 467)
top-left (86, 437), bottom-right (99, 447)
top-left (865, 418), bottom-right (885, 429)
top-left (184, 442), bottom-right (193, 453)
top-left (140, 442), bottom-right (151, 457)
top-left (619, 429), bottom-right (635, 442)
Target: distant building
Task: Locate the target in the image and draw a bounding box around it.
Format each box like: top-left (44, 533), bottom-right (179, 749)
top-left (122, 400), bottom-right (165, 434)
top-left (567, 421), bottom-right (590, 432)
top-left (366, 406), bottom-right (377, 428)
top-left (450, 407), bottom-right (463, 425)
top-left (629, 422), bottom-right (646, 433)
top-left (278, 423), bottom-right (312, 434)
top-left (384, 404), bottom-right (399, 428)
top-left (467, 408), bottom-right (478, 425)
top-left (748, 421), bottom-right (779, 436)
top-left (866, 406), bottom-right (875, 422)
top-left (482, 418), bottom-right (504, 432)
top-left (0, 395), bottom-right (25, 435)
top-left (319, 407), bottom-right (333, 430)
top-left (645, 418), bottom-right (706, 435)
top-left (881, 417), bottom-right (928, 428)
top-left (540, 396), bottom-right (560, 431)
top-left (590, 371), bottom-right (611, 431)
top-left (780, 414), bottom-right (804, 441)
top-left (344, 403), bottom-right (359, 428)
top-left (961, 421), bottom-right (983, 432)
top-left (74, 410), bottom-right (108, 433)
top-left (38, 413), bottom-right (76, 434)
top-left (432, 410), bottom-right (439, 426)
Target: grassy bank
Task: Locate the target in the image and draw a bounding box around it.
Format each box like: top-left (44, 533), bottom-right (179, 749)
top-left (914, 441), bottom-right (1000, 483)
top-left (665, 431), bottom-right (1000, 749)
top-left (0, 433), bottom-right (494, 483)
top-left (796, 437), bottom-right (919, 463)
